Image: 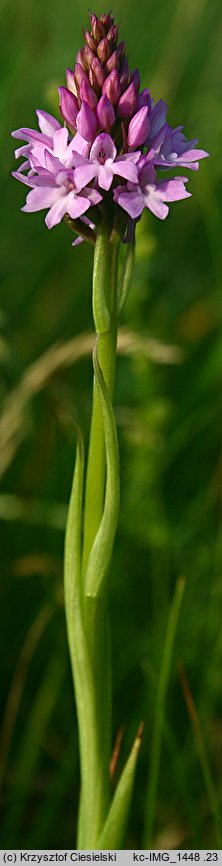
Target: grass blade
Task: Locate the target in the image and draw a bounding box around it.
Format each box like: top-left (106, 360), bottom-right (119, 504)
top-left (143, 576), bottom-right (185, 846)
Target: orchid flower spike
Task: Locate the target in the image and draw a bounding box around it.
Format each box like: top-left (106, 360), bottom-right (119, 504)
top-left (11, 12), bottom-right (209, 245)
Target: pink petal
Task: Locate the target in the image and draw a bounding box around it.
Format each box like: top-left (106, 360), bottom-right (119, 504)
top-left (145, 195), bottom-right (169, 219)
top-left (72, 236), bottom-right (84, 246)
top-left (44, 150), bottom-right (64, 174)
top-left (179, 147), bottom-right (209, 162)
top-left (12, 170), bottom-right (37, 188)
top-left (97, 164), bottom-right (113, 190)
top-left (14, 144), bottom-right (31, 159)
top-left (112, 159), bottom-right (138, 183)
top-left (74, 163), bottom-right (97, 190)
top-left (36, 110), bottom-right (61, 137)
top-left (71, 132), bottom-right (90, 156)
top-left (157, 177), bottom-right (191, 202)
top-left (12, 128), bottom-right (51, 147)
top-left (22, 186), bottom-right (63, 212)
top-left (90, 132), bottom-right (116, 162)
top-left (52, 128), bottom-right (69, 158)
top-left (16, 160), bottom-right (30, 172)
top-left (114, 188), bottom-right (144, 219)
top-left (115, 151), bottom-right (141, 164)
top-left (66, 193), bottom-right (91, 219)
top-left (45, 196), bottom-right (69, 228)
top-left (28, 142), bottom-right (51, 168)
top-left (84, 187), bottom-right (103, 205)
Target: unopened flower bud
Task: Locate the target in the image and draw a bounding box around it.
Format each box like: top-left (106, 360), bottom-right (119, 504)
top-left (119, 56), bottom-right (130, 90)
top-left (76, 100), bottom-right (98, 141)
top-left (66, 68), bottom-right (77, 96)
top-left (80, 79), bottom-right (98, 110)
top-left (121, 121), bottom-right (129, 152)
top-left (58, 86), bottom-right (79, 129)
top-left (84, 29), bottom-right (97, 53)
top-left (100, 12), bottom-right (114, 27)
top-left (97, 37), bottom-right (112, 64)
top-left (96, 94), bottom-right (115, 131)
top-left (74, 62), bottom-right (89, 93)
top-left (83, 45), bottom-right (96, 70)
top-left (118, 82), bottom-right (137, 118)
top-left (137, 88), bottom-right (151, 111)
top-left (90, 14), bottom-right (106, 43)
top-left (131, 68), bottom-right (140, 92)
top-left (102, 69), bottom-right (121, 105)
top-left (105, 49), bottom-right (120, 74)
top-left (89, 57), bottom-right (106, 91)
top-left (107, 24), bottom-right (119, 46)
top-left (116, 41), bottom-right (126, 59)
top-left (128, 105), bottom-right (150, 147)
top-left (76, 48), bottom-right (88, 71)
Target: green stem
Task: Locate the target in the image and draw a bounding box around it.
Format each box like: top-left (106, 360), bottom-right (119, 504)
top-left (65, 220), bottom-right (139, 848)
top-left (82, 227), bottom-right (119, 578)
top-left (78, 225), bottom-right (120, 847)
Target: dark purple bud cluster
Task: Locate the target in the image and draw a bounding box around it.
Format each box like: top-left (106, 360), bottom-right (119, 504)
top-left (59, 12), bottom-right (143, 149)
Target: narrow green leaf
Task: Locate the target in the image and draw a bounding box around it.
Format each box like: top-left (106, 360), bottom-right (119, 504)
top-left (97, 725), bottom-right (143, 849)
top-left (118, 238), bottom-right (135, 313)
top-left (64, 423), bottom-right (85, 657)
top-left (64, 425), bottom-right (109, 848)
top-left (85, 341), bottom-right (120, 598)
top-left (143, 576), bottom-right (185, 846)
top-left (179, 663), bottom-right (222, 847)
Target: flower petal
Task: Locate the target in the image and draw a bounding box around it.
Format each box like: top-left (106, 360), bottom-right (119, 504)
top-left (71, 132), bottom-right (90, 156)
top-left (22, 186), bottom-right (63, 213)
top-left (112, 159), bottom-right (138, 183)
top-left (52, 127), bottom-right (69, 158)
top-left (36, 110), bottom-right (61, 137)
top-left (97, 164), bottom-right (113, 190)
top-left (44, 150), bottom-right (65, 174)
top-left (12, 127), bottom-right (51, 147)
top-left (144, 195), bottom-right (169, 220)
top-left (74, 163), bottom-right (98, 190)
top-left (45, 196), bottom-right (69, 228)
top-left (12, 170), bottom-right (37, 188)
top-left (90, 132), bottom-right (117, 162)
top-left (114, 187), bottom-right (144, 219)
top-left (66, 193), bottom-right (91, 219)
top-left (14, 144), bottom-right (31, 160)
top-left (84, 187), bottom-right (103, 205)
top-left (156, 177), bottom-right (191, 202)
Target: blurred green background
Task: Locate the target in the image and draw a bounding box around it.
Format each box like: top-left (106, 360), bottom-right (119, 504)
top-left (1, 0), bottom-right (222, 849)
